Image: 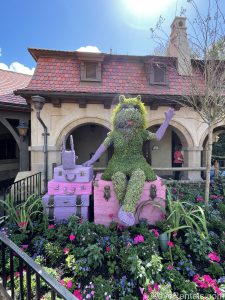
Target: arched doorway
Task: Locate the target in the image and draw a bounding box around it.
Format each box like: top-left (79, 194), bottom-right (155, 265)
top-left (0, 121), bottom-right (19, 193)
top-left (144, 121), bottom-right (192, 179)
top-left (65, 123), bottom-right (111, 169)
top-left (201, 126), bottom-right (225, 176)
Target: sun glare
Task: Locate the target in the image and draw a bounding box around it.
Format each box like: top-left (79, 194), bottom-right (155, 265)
top-left (124, 0), bottom-right (176, 17)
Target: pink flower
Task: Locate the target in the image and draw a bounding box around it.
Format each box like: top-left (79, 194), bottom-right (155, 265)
top-left (143, 293), bottom-right (148, 300)
top-left (193, 274), bottom-right (221, 294)
top-left (73, 289), bottom-right (82, 300)
top-left (211, 194), bottom-right (218, 199)
top-left (15, 272), bottom-right (20, 278)
top-left (167, 241), bottom-right (174, 247)
top-left (108, 213), bottom-right (114, 219)
top-left (106, 246), bottom-right (111, 252)
top-left (196, 196), bottom-right (204, 202)
top-left (60, 279), bottom-right (64, 286)
top-left (151, 229), bottom-right (159, 238)
top-left (18, 221), bottom-right (28, 229)
top-left (167, 265), bottom-right (173, 270)
top-left (69, 234), bottom-right (76, 241)
top-left (172, 232), bottom-right (177, 238)
top-left (117, 224), bottom-right (125, 231)
top-left (148, 285), bottom-right (153, 293)
top-left (139, 287), bottom-right (144, 295)
top-left (215, 286), bottom-right (222, 296)
top-left (48, 224), bottom-right (54, 229)
top-left (66, 279), bottom-right (73, 289)
top-left (208, 252), bottom-right (220, 262)
top-left (63, 248), bottom-right (69, 254)
top-left (134, 234), bottom-right (145, 244)
top-left (21, 244), bottom-right (28, 250)
top-left (154, 283), bottom-right (159, 292)
top-left (127, 242), bottom-right (132, 248)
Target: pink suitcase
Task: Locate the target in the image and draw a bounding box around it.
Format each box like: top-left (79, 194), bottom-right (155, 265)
top-left (48, 179), bottom-right (93, 195)
top-left (53, 165), bottom-right (93, 183)
top-left (42, 193), bottom-right (89, 222)
top-left (94, 173), bottom-right (166, 226)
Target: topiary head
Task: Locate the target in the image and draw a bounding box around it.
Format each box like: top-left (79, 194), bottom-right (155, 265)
top-left (112, 95), bottom-right (147, 131)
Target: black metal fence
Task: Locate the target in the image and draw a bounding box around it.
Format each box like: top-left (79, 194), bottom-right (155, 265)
top-left (3, 172), bottom-right (42, 206)
top-left (0, 233), bottom-right (77, 300)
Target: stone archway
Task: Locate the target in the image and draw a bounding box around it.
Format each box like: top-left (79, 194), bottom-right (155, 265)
top-left (200, 125), bottom-right (225, 171)
top-left (147, 119), bottom-right (194, 148)
top-left (55, 117), bottom-right (112, 169)
top-left (55, 117), bottom-right (112, 150)
top-left (0, 122), bottom-right (19, 186)
top-left (146, 119), bottom-right (198, 180)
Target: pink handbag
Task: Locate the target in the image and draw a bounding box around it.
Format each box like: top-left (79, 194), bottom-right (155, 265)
top-left (62, 135), bottom-right (77, 170)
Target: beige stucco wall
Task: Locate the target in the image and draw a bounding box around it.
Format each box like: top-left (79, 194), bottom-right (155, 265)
top-left (30, 101), bottom-right (222, 181)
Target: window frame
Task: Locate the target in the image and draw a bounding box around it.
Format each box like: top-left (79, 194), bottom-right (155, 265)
top-left (150, 63), bottom-right (168, 86)
top-left (80, 61), bottom-right (102, 82)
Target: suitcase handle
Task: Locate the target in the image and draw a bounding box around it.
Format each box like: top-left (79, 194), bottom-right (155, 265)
top-left (64, 187), bottom-right (76, 195)
top-left (65, 174), bottom-right (76, 182)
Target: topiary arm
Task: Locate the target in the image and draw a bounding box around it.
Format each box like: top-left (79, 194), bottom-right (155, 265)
top-left (82, 132), bottom-right (113, 166)
top-left (156, 108), bottom-right (175, 141)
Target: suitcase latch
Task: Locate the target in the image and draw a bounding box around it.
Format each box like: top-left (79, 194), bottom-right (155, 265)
top-left (104, 185), bottom-right (111, 201)
top-left (150, 184), bottom-right (157, 200)
top-left (64, 187), bottom-right (76, 195)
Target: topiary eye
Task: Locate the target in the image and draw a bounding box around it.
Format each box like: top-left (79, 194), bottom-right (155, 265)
top-left (121, 105), bottom-right (128, 110)
top-left (134, 105), bottom-right (140, 110)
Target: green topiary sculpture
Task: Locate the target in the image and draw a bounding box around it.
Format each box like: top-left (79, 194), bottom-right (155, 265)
top-left (83, 95), bottom-right (175, 225)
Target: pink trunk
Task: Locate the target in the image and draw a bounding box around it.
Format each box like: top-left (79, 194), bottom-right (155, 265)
top-left (94, 173), bottom-right (166, 226)
top-left (48, 180), bottom-right (93, 195)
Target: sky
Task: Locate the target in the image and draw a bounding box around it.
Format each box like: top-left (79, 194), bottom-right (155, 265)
top-left (0, 0), bottom-right (223, 74)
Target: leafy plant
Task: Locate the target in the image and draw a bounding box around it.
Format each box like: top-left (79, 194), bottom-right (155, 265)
top-left (184, 230), bottom-right (212, 261)
top-left (0, 194), bottom-right (46, 233)
top-left (204, 262), bottom-right (224, 277)
top-left (91, 275), bottom-right (115, 300)
top-left (44, 242), bottom-right (64, 265)
top-left (165, 191), bottom-right (208, 239)
top-left (83, 244), bottom-right (104, 269)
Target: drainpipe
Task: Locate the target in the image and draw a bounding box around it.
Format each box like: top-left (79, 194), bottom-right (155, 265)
top-left (31, 96), bottom-right (49, 193)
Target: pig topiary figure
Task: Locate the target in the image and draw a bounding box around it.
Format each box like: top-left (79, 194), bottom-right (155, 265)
top-left (83, 95), bottom-right (175, 226)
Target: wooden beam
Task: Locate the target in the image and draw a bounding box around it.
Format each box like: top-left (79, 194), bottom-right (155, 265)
top-left (52, 99), bottom-right (61, 108)
top-left (149, 102), bottom-right (159, 110)
top-left (78, 99), bottom-right (87, 108)
top-left (104, 101), bottom-right (111, 109)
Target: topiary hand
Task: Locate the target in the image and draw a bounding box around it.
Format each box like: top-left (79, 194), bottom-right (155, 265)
top-left (82, 144), bottom-right (107, 167)
top-left (165, 107), bottom-right (175, 121)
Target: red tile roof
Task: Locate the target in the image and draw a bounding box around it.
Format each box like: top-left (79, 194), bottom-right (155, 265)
top-left (0, 69), bottom-right (31, 106)
top-left (16, 48), bottom-right (205, 98)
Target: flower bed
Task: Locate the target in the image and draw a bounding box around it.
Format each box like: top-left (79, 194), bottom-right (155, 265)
top-left (1, 180), bottom-right (225, 299)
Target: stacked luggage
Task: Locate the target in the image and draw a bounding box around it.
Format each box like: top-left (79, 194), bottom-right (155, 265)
top-left (42, 135), bottom-right (93, 223)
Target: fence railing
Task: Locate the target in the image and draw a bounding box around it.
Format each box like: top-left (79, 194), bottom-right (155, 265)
top-left (0, 233), bottom-right (78, 300)
top-left (3, 172), bottom-right (42, 207)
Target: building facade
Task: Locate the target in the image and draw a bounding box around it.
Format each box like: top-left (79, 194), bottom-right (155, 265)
top-left (14, 17), bottom-right (225, 183)
top-left (0, 70), bottom-right (31, 188)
